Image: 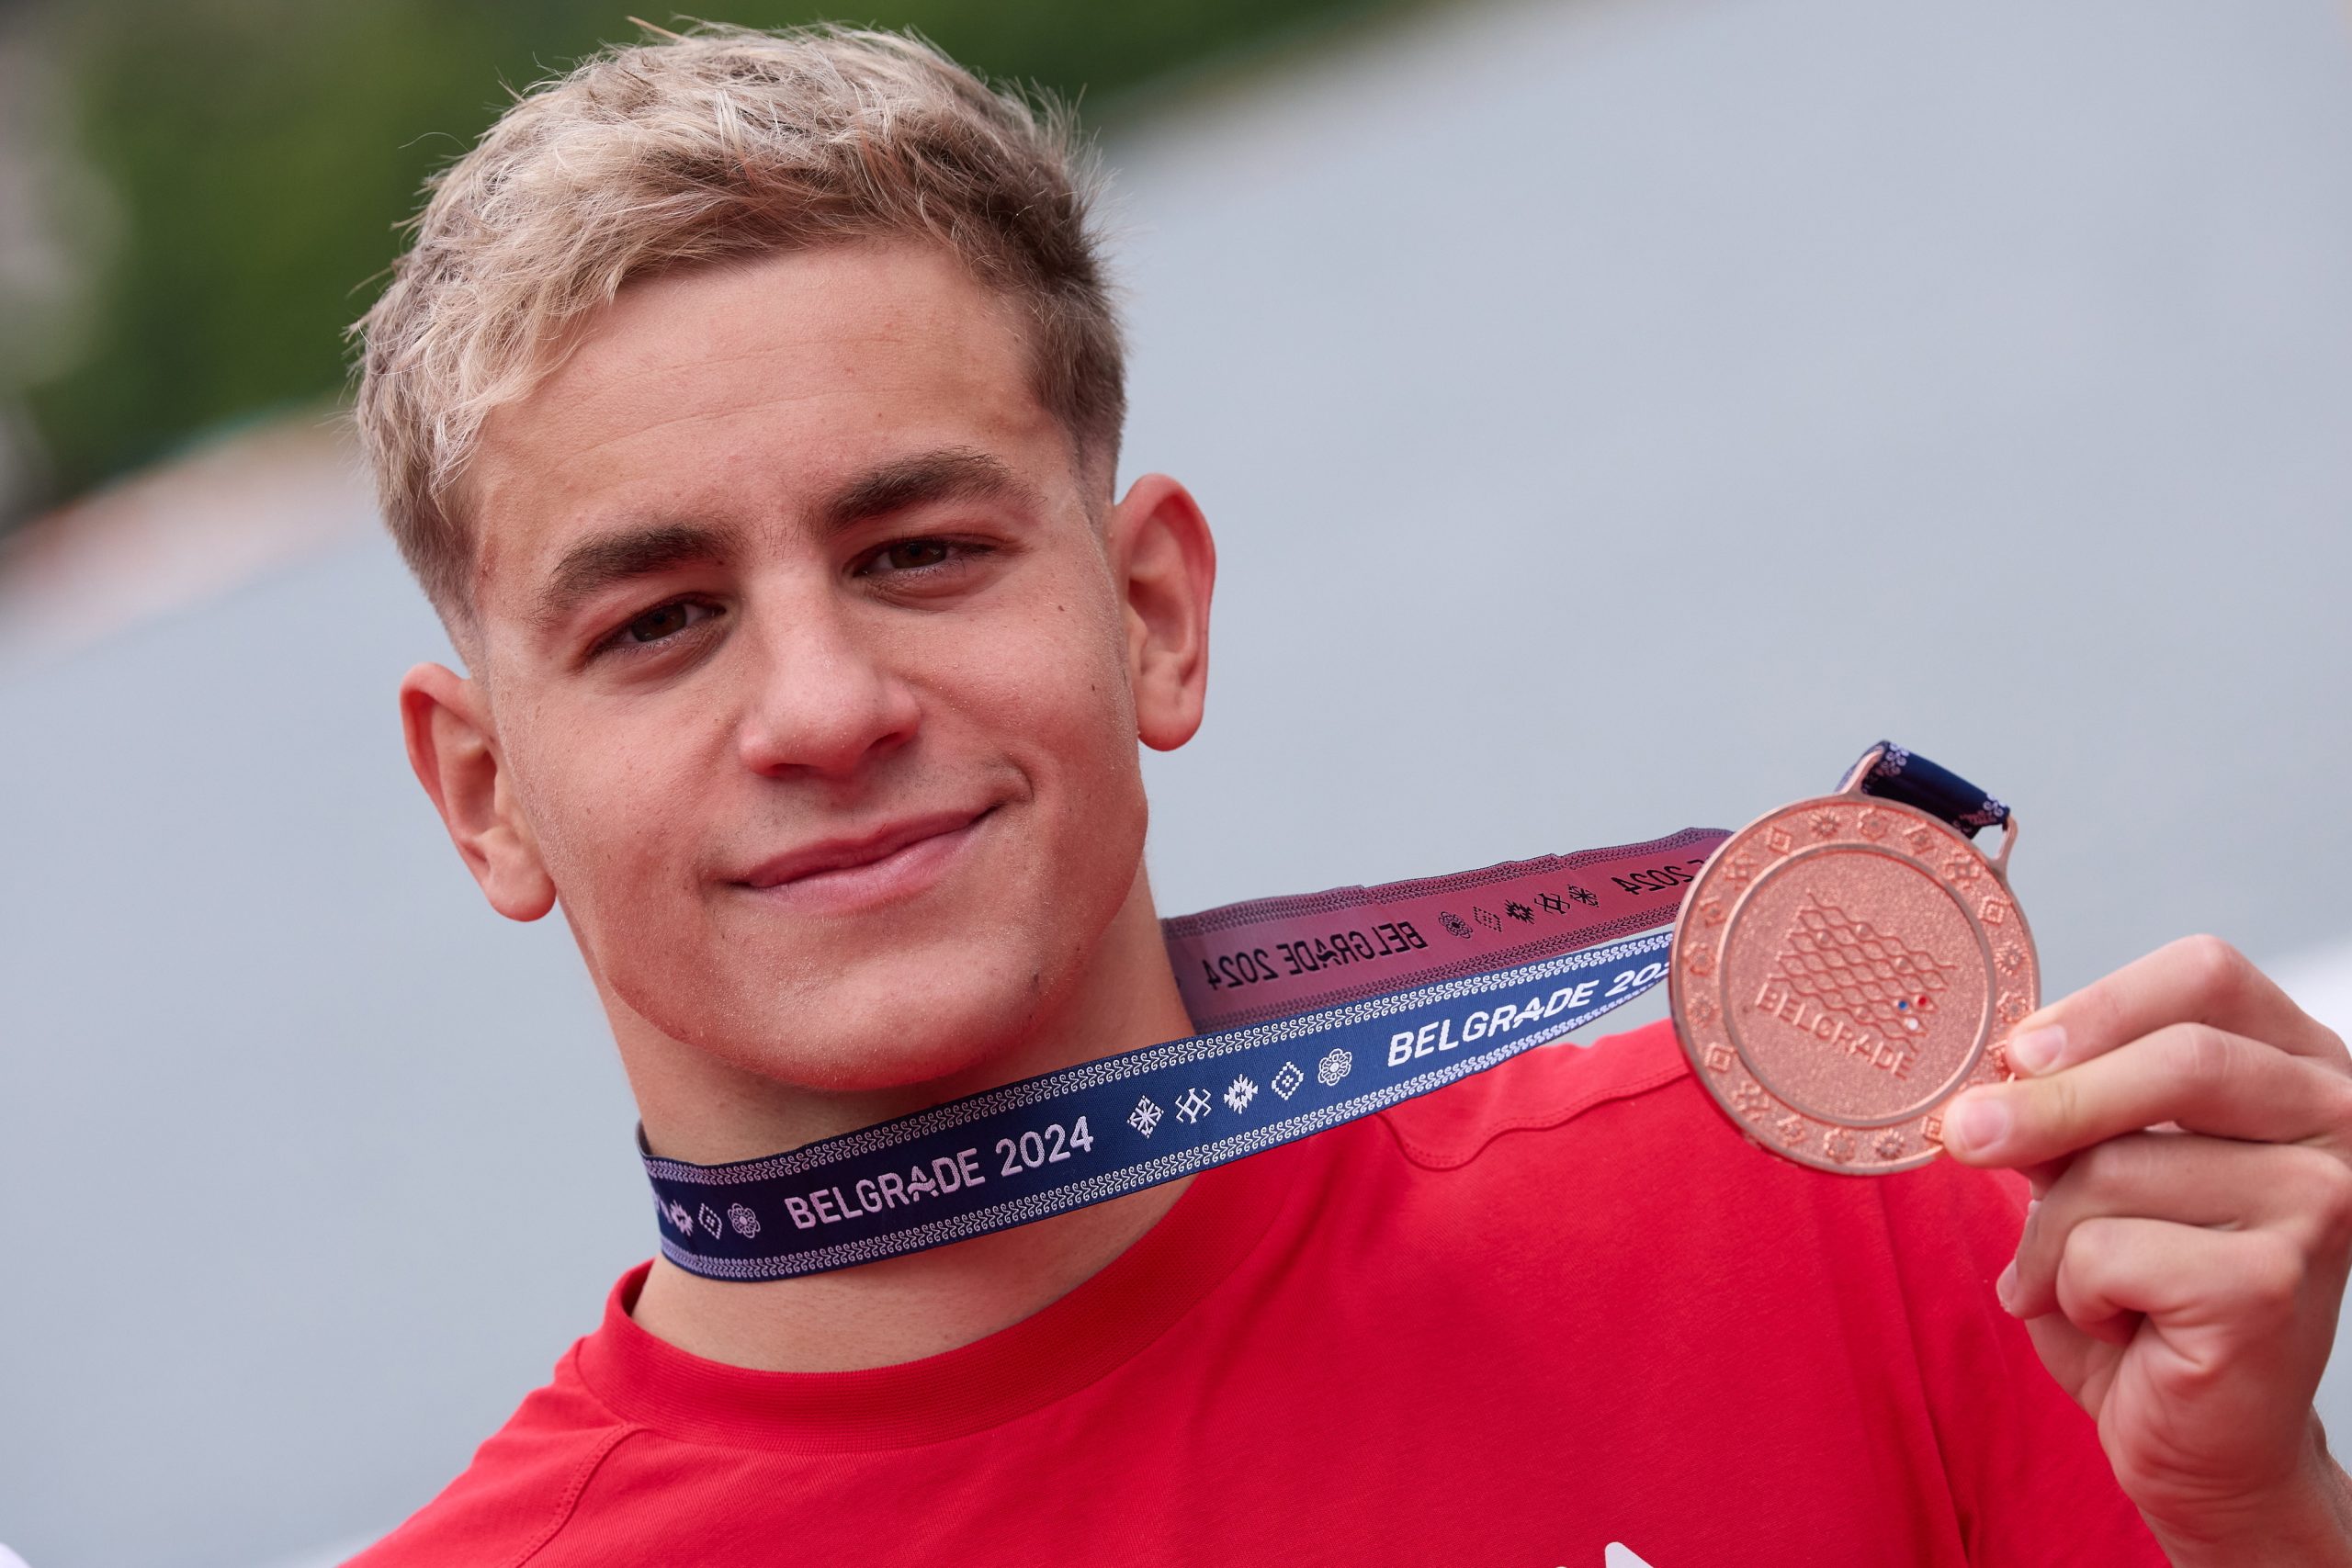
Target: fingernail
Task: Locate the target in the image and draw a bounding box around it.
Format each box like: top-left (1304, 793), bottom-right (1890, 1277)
top-left (1951, 1094), bottom-right (2010, 1155)
top-left (1996, 1259), bottom-right (2019, 1314)
top-left (2007, 1025), bottom-right (2066, 1076)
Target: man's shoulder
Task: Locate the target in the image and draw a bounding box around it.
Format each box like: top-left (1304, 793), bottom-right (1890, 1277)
top-left (345, 1346), bottom-right (636, 1568)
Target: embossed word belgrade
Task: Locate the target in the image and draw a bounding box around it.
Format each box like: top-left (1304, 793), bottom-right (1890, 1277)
top-left (1750, 976), bottom-right (1920, 1078)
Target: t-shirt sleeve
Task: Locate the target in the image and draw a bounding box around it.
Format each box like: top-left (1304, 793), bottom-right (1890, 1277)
top-left (1873, 1158), bottom-right (2171, 1566)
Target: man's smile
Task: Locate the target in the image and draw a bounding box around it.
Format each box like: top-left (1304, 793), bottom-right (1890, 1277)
top-left (731, 805), bottom-right (1001, 914)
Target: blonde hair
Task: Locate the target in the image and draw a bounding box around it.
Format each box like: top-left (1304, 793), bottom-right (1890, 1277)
top-left (345, 20), bottom-right (1125, 627)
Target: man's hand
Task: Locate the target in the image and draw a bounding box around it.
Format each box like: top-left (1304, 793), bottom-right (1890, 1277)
top-left (1942, 934), bottom-right (2352, 1564)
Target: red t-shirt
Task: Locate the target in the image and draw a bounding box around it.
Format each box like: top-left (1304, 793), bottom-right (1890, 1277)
top-left (352, 1021), bottom-right (2165, 1566)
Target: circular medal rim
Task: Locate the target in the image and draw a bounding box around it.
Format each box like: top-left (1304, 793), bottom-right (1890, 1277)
top-left (1668, 793), bottom-right (2040, 1176)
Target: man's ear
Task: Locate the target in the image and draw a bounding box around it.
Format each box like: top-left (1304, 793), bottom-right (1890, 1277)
top-left (1107, 473), bottom-right (1216, 751)
top-left (398, 662), bottom-right (557, 921)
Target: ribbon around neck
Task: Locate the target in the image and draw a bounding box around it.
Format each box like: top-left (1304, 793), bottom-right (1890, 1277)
top-left (641, 744), bottom-right (2002, 1280)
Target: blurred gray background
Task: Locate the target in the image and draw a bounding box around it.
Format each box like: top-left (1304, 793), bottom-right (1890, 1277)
top-left (5, 0), bottom-right (2351, 1562)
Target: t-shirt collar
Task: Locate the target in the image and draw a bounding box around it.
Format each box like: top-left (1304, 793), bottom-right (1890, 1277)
top-left (574, 1130), bottom-right (1322, 1450)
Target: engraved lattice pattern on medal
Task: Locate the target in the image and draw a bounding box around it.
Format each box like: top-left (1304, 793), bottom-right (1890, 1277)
top-left (1773, 891), bottom-right (1957, 1043)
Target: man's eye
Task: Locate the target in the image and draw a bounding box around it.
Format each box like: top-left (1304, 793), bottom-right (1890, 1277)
top-left (608, 599), bottom-right (719, 650)
top-left (871, 538), bottom-right (956, 573)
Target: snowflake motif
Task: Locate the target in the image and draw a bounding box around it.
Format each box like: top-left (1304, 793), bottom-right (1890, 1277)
top-left (1505, 900), bottom-right (1535, 924)
top-left (1684, 947), bottom-right (1715, 978)
top-left (1996, 991), bottom-right (2028, 1023)
top-left (1128, 1095), bottom-right (1164, 1137)
top-left (662, 1199), bottom-right (694, 1236)
top-left (1687, 995), bottom-right (1717, 1024)
top-left (1822, 1129), bottom-right (1858, 1164)
top-left (1175, 1087), bottom-right (1213, 1123)
top-left (1223, 1075), bottom-right (1258, 1113)
top-left (1765, 825), bottom-right (1794, 854)
top-left (1998, 944), bottom-right (2027, 975)
top-left (1809, 810), bottom-right (1841, 839)
top-left (1775, 1113), bottom-right (1809, 1146)
top-left (727, 1203), bottom-right (761, 1240)
top-left (1271, 1061), bottom-right (1306, 1100)
top-left (698, 1203), bottom-right (724, 1239)
top-left (1732, 1081), bottom-right (1770, 1117)
top-left (1565, 884), bottom-right (1600, 908)
top-left (1696, 898), bottom-right (1726, 928)
top-left (1858, 810), bottom-right (1889, 841)
top-left (1873, 1130), bottom-right (1907, 1160)
top-left (1703, 1043), bottom-right (1735, 1073)
top-left (1317, 1048), bottom-right (1353, 1087)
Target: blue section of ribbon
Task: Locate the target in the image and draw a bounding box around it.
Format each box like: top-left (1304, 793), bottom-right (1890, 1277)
top-left (1841, 740), bottom-right (2010, 836)
top-left (644, 931), bottom-right (1674, 1280)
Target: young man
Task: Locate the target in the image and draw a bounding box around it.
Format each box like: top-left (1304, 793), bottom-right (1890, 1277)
top-left (346, 23), bottom-right (2352, 1565)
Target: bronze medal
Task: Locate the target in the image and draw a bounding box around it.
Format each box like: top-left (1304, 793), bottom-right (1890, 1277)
top-left (1668, 787), bottom-right (2038, 1174)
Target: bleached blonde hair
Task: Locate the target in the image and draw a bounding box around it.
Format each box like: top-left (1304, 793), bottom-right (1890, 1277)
top-left (345, 20), bottom-right (1125, 629)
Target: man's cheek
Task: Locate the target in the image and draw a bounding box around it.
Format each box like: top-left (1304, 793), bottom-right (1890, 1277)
top-left (524, 762), bottom-right (689, 913)
top-left (976, 612), bottom-right (1136, 741)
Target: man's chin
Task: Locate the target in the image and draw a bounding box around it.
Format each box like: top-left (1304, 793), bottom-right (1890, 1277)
top-left (626, 968), bottom-right (1062, 1098)
top-left (757, 1034), bottom-right (1021, 1098)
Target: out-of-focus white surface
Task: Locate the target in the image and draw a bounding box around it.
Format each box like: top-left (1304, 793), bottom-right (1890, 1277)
top-left (2280, 942), bottom-right (2352, 1047)
top-left (5, 1), bottom-right (2352, 1563)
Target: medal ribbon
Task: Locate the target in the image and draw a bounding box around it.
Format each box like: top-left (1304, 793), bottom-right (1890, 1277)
top-left (1836, 740), bottom-right (2010, 836)
top-left (644, 744), bottom-right (2001, 1280)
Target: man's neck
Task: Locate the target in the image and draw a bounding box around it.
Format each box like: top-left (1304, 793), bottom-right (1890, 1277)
top-left (628, 1176), bottom-right (1193, 1371)
top-left (615, 876), bottom-right (1199, 1372)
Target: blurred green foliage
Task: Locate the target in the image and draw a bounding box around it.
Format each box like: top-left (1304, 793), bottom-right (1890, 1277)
top-left (18, 0), bottom-right (1378, 519)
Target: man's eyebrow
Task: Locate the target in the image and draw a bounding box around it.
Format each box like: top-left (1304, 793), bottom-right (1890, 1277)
top-left (527, 449), bottom-right (1024, 633)
top-left (532, 521), bottom-right (730, 632)
top-left (819, 446), bottom-right (1030, 534)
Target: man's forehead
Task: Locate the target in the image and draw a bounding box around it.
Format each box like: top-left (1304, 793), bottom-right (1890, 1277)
top-left (485, 247), bottom-right (1037, 468)
top-left (462, 243), bottom-right (1062, 605)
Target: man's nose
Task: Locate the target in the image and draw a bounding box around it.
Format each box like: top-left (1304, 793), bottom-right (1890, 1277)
top-left (733, 592), bottom-right (921, 780)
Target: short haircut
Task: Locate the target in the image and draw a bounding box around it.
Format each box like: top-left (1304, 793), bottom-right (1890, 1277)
top-left (345, 21), bottom-right (1125, 632)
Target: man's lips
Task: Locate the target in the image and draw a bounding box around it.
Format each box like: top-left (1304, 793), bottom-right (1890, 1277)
top-left (735, 807), bottom-right (996, 892)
